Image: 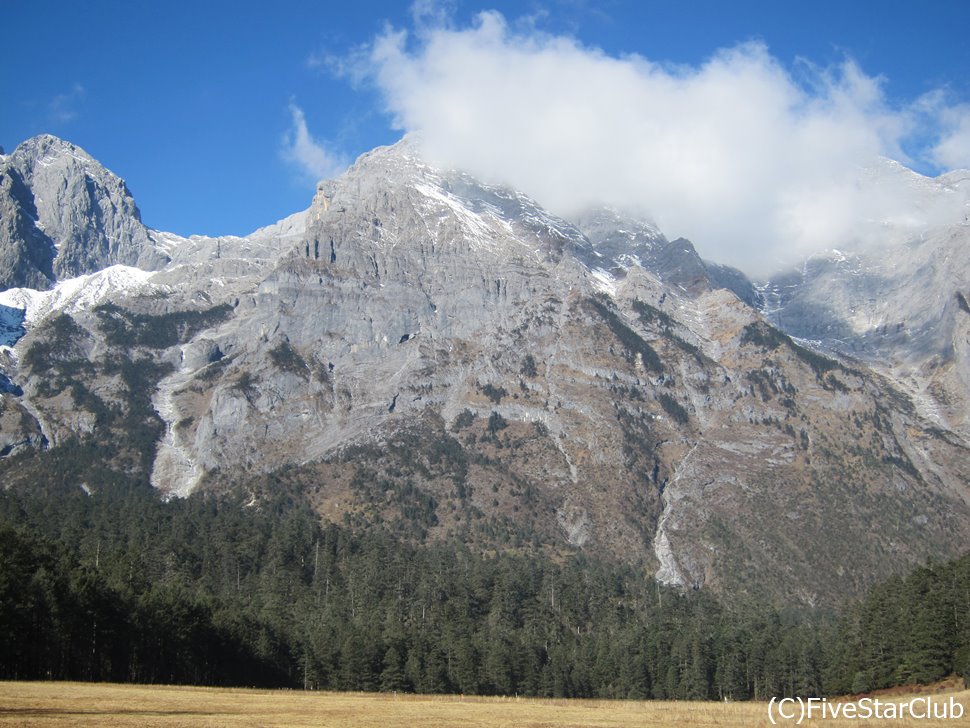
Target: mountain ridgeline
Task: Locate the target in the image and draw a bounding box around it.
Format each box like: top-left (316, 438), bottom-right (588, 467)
top-left (1, 134), bottom-right (969, 638)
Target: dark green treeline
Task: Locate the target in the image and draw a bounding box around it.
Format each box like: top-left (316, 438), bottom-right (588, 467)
top-left (0, 477), bottom-right (967, 697)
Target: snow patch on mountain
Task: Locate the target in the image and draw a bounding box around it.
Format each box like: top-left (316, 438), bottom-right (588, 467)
top-left (413, 181), bottom-right (501, 244)
top-left (0, 266), bottom-right (161, 328)
top-left (590, 268), bottom-right (616, 296)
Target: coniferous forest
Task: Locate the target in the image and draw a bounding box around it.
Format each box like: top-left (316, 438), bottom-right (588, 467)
top-left (1, 470), bottom-right (968, 699)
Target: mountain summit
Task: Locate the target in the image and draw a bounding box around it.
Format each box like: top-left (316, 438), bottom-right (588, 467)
top-left (1, 134), bottom-right (969, 608)
top-left (0, 134), bottom-right (169, 289)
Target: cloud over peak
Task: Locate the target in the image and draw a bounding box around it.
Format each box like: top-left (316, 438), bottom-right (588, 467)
top-left (355, 10), bottom-right (969, 277)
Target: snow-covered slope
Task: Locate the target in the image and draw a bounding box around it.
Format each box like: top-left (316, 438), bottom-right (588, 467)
top-left (0, 265), bottom-right (161, 330)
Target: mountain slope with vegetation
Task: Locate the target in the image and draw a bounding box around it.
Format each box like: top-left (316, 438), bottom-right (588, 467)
top-left (1, 478), bottom-right (967, 697)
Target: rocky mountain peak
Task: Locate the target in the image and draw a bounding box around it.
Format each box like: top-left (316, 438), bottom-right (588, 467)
top-left (14, 133), bottom-right (97, 163)
top-left (311, 141), bottom-right (746, 298)
top-left (0, 134), bottom-right (168, 290)
top-left (304, 138), bottom-right (598, 278)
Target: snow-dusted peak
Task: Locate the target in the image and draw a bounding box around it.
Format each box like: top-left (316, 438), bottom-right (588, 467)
top-left (859, 157), bottom-right (970, 231)
top-left (147, 208), bottom-right (312, 269)
top-left (937, 168), bottom-right (970, 191)
top-left (336, 136), bottom-right (433, 183)
top-left (13, 133), bottom-right (99, 167)
top-left (310, 137), bottom-right (596, 265)
top-left (571, 207), bottom-right (666, 256)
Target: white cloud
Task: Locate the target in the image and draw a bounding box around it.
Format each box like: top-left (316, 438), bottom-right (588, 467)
top-left (357, 10), bottom-right (969, 277)
top-left (932, 105), bottom-right (970, 169)
top-left (282, 103), bottom-right (347, 183)
top-left (48, 83), bottom-right (85, 124)
top-left (410, 0), bottom-right (457, 32)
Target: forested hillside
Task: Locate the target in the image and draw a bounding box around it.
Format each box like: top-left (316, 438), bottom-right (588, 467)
top-left (1, 475), bottom-right (966, 698)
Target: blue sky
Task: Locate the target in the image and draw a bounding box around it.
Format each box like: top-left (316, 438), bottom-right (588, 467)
top-left (2, 0), bottom-right (969, 258)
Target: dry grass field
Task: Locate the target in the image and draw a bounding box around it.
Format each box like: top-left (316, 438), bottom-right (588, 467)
top-left (0, 681), bottom-right (967, 727)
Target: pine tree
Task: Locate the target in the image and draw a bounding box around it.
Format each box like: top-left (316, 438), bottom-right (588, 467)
top-left (379, 645), bottom-right (407, 692)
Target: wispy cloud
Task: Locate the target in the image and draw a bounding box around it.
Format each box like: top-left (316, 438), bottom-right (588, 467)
top-left (349, 10), bottom-right (970, 276)
top-left (281, 102), bottom-right (347, 183)
top-left (931, 104), bottom-right (970, 169)
top-left (410, 0), bottom-right (457, 33)
top-left (307, 44), bottom-right (373, 88)
top-left (48, 83), bottom-right (85, 124)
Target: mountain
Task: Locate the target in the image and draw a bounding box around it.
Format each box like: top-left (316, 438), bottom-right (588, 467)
top-left (760, 163), bottom-right (970, 436)
top-left (1, 134), bottom-right (969, 610)
top-left (0, 135), bottom-right (169, 289)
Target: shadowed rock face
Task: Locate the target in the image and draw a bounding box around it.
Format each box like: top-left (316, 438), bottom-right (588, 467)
top-left (0, 165), bottom-right (56, 290)
top-left (1, 135), bottom-right (970, 609)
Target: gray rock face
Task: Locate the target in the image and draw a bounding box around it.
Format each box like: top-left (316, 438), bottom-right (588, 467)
top-left (2, 135), bottom-right (970, 609)
top-left (705, 262), bottom-right (762, 307)
top-left (150, 141), bottom-right (602, 492)
top-left (572, 208), bottom-right (763, 305)
top-left (0, 165), bottom-right (56, 290)
top-left (571, 208), bottom-right (711, 292)
top-left (0, 135), bottom-right (169, 289)
top-left (751, 161), bottom-right (970, 434)
top-left (760, 225), bottom-right (970, 433)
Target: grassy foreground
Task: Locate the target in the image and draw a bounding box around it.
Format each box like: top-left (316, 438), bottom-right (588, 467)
top-left (0, 681), bottom-right (967, 727)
